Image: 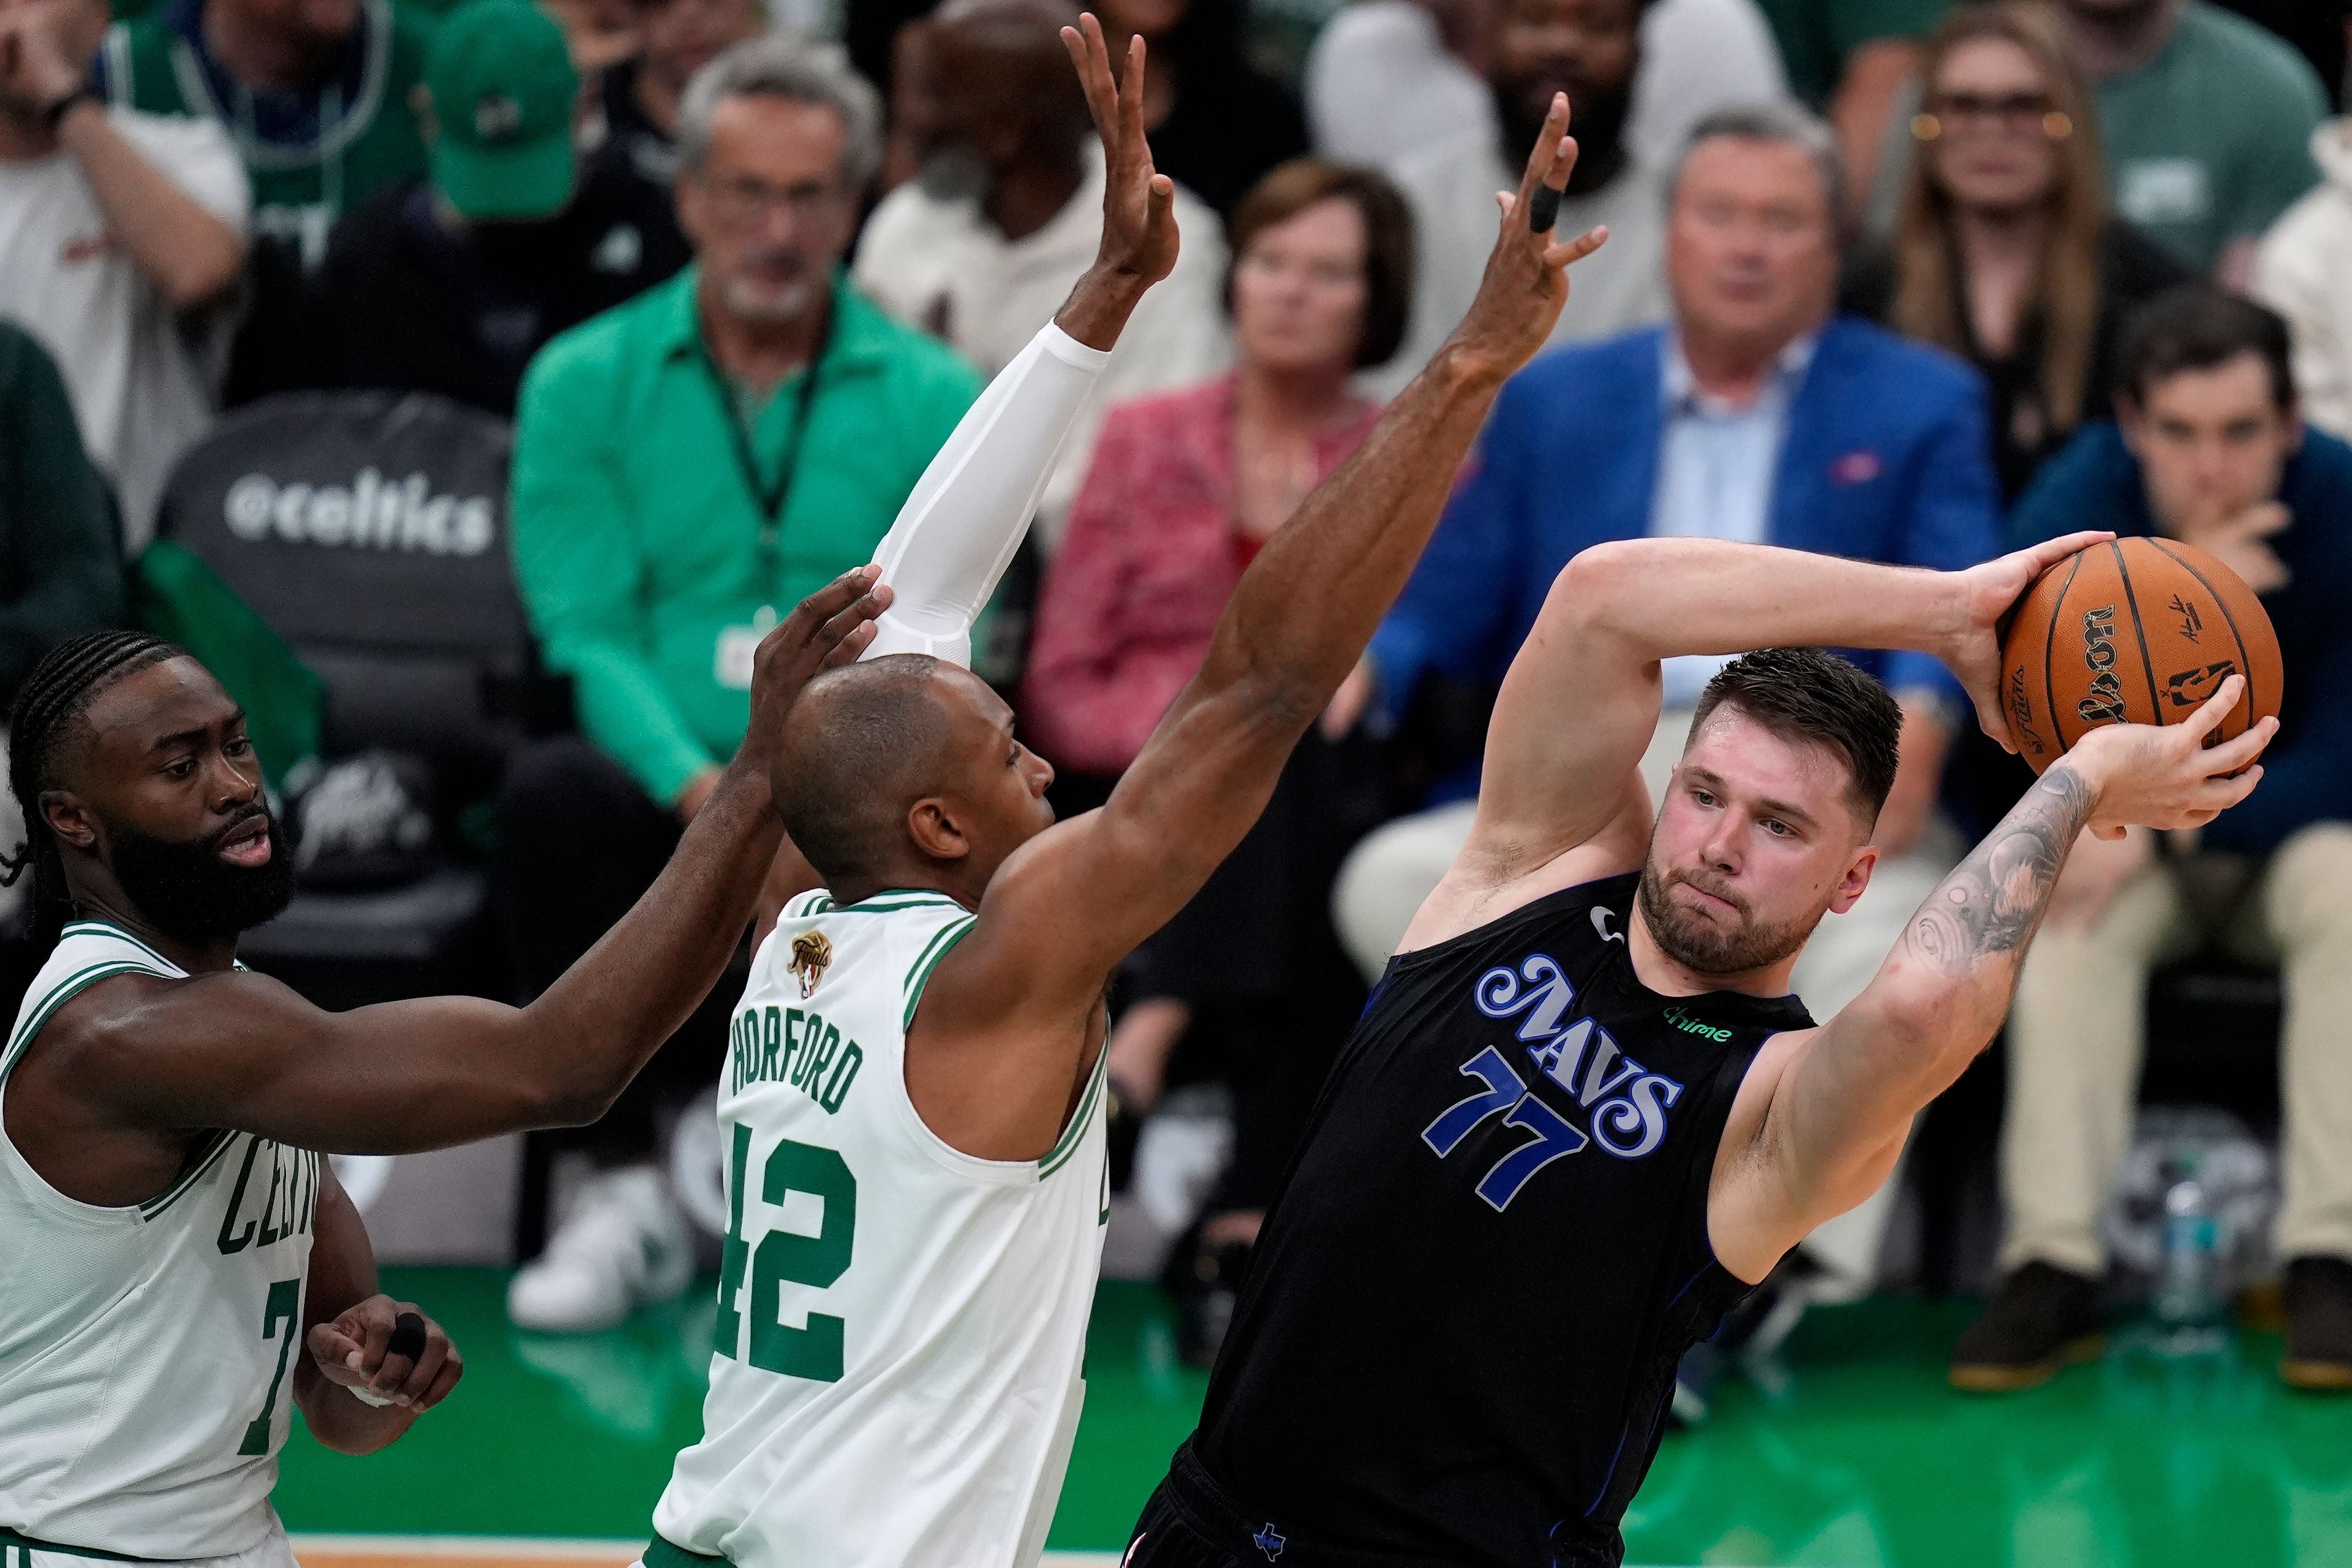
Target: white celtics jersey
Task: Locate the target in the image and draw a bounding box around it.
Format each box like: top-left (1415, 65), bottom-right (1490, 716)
top-left (0, 922), bottom-right (317, 1560)
top-left (652, 888), bottom-right (1109, 1568)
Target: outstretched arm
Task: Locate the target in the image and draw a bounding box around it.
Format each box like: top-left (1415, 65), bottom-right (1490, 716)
top-left (1409, 532), bottom-right (2109, 946)
top-left (34, 571), bottom-right (888, 1156)
top-left (915, 83), bottom-right (1610, 1159)
top-left (1708, 678), bottom-right (2277, 1284)
top-left (861, 13), bottom-right (1178, 665)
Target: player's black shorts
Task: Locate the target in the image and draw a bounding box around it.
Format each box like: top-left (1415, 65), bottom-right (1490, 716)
top-left (1125, 1443), bottom-right (1281, 1568)
top-left (1125, 1441), bottom-right (1420, 1568)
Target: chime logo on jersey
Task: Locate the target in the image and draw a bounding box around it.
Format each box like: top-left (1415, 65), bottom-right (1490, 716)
top-left (1418, 951), bottom-right (1686, 1210)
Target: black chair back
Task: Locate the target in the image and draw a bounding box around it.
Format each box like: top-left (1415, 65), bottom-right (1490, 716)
top-left (154, 390), bottom-right (549, 779)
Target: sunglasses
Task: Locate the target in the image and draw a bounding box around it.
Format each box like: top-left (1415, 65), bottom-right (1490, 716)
top-left (1913, 91), bottom-right (2073, 141)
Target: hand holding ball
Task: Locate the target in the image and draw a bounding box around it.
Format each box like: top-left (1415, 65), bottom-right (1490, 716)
top-left (1998, 537), bottom-right (2282, 774)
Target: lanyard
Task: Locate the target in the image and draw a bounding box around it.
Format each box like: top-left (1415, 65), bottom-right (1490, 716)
top-left (696, 312), bottom-right (831, 562)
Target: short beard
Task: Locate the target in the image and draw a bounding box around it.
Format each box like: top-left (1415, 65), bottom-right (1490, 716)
top-left (718, 268), bottom-right (821, 326)
top-left (1636, 857), bottom-right (1819, 978)
top-left (105, 811), bottom-right (296, 947)
top-left (1496, 72), bottom-right (1632, 190)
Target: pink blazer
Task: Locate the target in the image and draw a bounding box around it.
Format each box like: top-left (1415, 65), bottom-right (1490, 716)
top-left (1022, 374), bottom-right (1380, 775)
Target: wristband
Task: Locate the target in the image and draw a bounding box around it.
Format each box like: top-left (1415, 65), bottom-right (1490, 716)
top-left (41, 88), bottom-right (99, 134)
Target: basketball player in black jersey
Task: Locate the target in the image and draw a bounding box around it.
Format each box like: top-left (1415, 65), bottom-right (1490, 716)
top-left (1126, 537), bottom-right (2277, 1567)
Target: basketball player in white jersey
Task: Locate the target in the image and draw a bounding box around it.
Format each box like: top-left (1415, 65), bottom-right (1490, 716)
top-left (636, 12), bottom-right (1613, 1567)
top-left (0, 42), bottom-right (1220, 1545)
top-left (0, 571), bottom-right (889, 1567)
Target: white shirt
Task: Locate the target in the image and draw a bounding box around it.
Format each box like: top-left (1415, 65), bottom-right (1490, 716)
top-left (0, 108), bottom-right (249, 550)
top-left (853, 145), bottom-right (1232, 550)
top-left (1649, 330), bottom-right (1817, 705)
top-left (1370, 131), bottom-right (1668, 401)
top-left (1306, 0), bottom-right (1791, 173)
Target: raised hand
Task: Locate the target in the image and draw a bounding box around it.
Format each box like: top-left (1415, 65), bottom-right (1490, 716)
top-left (739, 565), bottom-right (892, 780)
top-left (1054, 13), bottom-right (1179, 348)
top-left (1938, 529), bottom-right (2114, 752)
top-left (2067, 674), bottom-right (2275, 840)
top-left (1444, 91), bottom-right (1610, 382)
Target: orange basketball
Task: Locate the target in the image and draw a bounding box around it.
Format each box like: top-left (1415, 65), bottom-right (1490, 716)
top-left (1997, 537), bottom-right (2282, 775)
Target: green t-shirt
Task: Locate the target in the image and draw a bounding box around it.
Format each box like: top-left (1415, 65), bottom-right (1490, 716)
top-left (96, 0), bottom-right (432, 266)
top-left (2097, 2), bottom-right (2326, 272)
top-left (1755, 0), bottom-right (1954, 105)
top-left (510, 269), bottom-right (985, 805)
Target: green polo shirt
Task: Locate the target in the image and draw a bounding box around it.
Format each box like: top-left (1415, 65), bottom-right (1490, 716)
top-left (510, 268), bottom-right (982, 805)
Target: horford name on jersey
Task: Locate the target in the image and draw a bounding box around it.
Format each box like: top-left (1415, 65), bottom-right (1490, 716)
top-left (222, 469), bottom-right (497, 556)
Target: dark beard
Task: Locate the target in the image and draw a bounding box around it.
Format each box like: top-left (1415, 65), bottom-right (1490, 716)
top-left (914, 145), bottom-right (990, 204)
top-left (1495, 72), bottom-right (1632, 194)
top-left (1636, 858), bottom-right (1819, 977)
top-left (106, 812), bottom-right (296, 946)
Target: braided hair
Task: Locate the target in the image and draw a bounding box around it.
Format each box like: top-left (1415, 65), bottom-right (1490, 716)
top-left (2, 631), bottom-right (187, 950)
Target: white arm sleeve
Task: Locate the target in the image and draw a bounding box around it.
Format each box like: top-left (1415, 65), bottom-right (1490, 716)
top-left (862, 322), bottom-right (1113, 666)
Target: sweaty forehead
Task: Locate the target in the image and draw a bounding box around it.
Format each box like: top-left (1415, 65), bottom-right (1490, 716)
top-left (1682, 707), bottom-right (1852, 813)
top-left (75, 658), bottom-right (235, 758)
top-left (932, 663), bottom-right (1011, 732)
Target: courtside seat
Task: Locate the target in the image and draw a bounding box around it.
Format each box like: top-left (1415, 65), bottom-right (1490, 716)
top-left (149, 390), bottom-right (563, 1006)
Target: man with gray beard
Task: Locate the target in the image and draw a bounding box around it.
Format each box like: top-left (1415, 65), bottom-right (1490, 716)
top-left (853, 0), bottom-right (1229, 546)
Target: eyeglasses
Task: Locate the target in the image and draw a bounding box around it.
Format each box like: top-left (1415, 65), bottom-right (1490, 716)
top-left (1913, 91), bottom-right (2072, 142)
top-left (696, 172), bottom-right (846, 225)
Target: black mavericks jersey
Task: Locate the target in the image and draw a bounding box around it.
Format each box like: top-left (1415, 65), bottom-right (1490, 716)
top-left (1186, 874), bottom-right (1813, 1567)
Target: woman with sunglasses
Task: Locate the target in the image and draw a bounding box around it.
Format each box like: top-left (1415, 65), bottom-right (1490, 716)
top-left (1844, 1), bottom-right (2184, 503)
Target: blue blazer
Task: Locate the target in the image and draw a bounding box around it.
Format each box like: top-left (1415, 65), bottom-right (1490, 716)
top-left (1368, 318), bottom-right (2003, 797)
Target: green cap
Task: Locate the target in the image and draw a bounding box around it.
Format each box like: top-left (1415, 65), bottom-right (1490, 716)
top-left (426, 0), bottom-right (580, 221)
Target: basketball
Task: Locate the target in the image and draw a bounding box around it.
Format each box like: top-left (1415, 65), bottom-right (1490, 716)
top-left (1997, 537), bottom-right (2283, 775)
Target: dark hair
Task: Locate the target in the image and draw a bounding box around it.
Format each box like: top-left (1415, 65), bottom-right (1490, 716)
top-left (2, 631), bottom-right (187, 949)
top-left (1152, 0), bottom-right (1246, 69)
top-left (2117, 285), bottom-right (2297, 412)
top-left (1226, 158), bottom-right (1415, 369)
top-left (1690, 648), bottom-right (1903, 829)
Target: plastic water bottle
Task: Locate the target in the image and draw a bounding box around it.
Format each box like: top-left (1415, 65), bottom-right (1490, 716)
top-left (2152, 1156), bottom-right (2227, 1354)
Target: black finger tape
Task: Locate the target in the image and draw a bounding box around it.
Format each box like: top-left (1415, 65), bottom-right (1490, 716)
top-left (1528, 185), bottom-right (1563, 234)
top-left (386, 1311), bottom-right (428, 1362)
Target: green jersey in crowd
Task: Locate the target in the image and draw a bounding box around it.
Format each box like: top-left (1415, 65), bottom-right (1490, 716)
top-left (2095, 2), bottom-right (2326, 273)
top-left (1755, 0), bottom-right (1955, 106)
top-left (96, 0), bottom-right (432, 266)
top-left (510, 269), bottom-right (984, 809)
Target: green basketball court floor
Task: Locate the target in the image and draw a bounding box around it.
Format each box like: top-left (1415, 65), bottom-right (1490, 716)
top-left (276, 1268), bottom-right (2352, 1567)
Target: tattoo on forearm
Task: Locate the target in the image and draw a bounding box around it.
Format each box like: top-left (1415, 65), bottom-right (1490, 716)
top-left (1904, 763), bottom-right (2095, 976)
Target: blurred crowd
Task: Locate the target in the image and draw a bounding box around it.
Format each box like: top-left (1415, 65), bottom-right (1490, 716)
top-left (3, 0), bottom-right (2351, 1391)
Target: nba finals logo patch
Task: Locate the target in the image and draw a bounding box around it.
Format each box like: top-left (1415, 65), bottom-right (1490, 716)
top-left (788, 932), bottom-right (834, 999)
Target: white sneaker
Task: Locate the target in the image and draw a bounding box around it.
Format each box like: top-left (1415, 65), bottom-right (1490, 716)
top-left (507, 1166), bottom-right (694, 1333)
